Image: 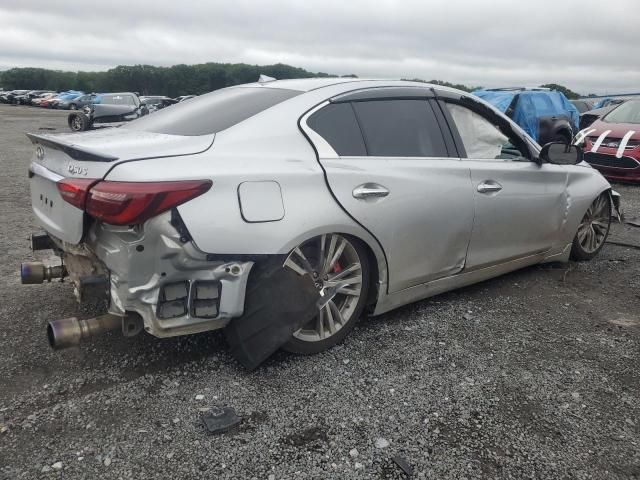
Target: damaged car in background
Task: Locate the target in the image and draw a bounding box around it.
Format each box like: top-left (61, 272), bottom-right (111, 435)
top-left (577, 99), bottom-right (640, 182)
top-left (67, 92), bottom-right (148, 131)
top-left (473, 87), bottom-right (580, 145)
top-left (23, 78), bottom-right (618, 369)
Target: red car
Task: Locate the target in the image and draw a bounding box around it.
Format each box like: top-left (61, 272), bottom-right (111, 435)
top-left (582, 99), bottom-right (640, 182)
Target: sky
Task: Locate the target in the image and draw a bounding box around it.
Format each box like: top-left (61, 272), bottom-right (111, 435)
top-left (1, 0), bottom-right (639, 95)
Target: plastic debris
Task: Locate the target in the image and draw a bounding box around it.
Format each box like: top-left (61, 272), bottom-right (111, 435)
top-left (201, 407), bottom-right (241, 434)
top-left (392, 455), bottom-right (414, 477)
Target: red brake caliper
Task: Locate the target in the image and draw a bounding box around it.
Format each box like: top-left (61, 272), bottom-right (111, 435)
top-left (333, 261), bottom-right (342, 274)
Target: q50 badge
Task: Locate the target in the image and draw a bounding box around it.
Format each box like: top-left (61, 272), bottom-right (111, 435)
top-left (67, 163), bottom-right (88, 176)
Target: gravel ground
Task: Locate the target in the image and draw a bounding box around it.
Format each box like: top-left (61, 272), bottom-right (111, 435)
top-left (0, 104), bottom-right (639, 480)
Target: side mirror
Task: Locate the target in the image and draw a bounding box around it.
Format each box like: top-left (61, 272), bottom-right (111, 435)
top-left (539, 142), bottom-right (583, 165)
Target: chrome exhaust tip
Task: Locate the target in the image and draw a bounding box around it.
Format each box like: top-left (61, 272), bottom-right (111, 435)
top-left (20, 262), bottom-right (66, 284)
top-left (47, 314), bottom-right (122, 350)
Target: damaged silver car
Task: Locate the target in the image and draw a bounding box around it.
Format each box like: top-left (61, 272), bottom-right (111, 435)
top-left (22, 78), bottom-right (617, 368)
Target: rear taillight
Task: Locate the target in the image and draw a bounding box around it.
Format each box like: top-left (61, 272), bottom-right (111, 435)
top-left (56, 178), bottom-right (98, 210)
top-left (57, 179), bottom-right (212, 225)
top-left (85, 180), bottom-right (212, 225)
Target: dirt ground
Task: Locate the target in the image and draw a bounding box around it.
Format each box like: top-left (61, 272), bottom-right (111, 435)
top-left (0, 104), bottom-right (639, 479)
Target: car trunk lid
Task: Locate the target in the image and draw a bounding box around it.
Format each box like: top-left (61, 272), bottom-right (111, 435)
top-left (27, 129), bottom-right (214, 244)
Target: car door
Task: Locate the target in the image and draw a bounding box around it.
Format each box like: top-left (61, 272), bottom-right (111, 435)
top-left (302, 88), bottom-right (475, 293)
top-left (437, 94), bottom-right (569, 270)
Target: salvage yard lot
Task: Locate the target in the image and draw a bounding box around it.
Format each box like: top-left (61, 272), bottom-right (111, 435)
top-left (0, 104), bottom-right (639, 479)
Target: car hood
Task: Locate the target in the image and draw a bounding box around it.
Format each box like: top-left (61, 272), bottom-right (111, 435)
top-left (586, 119), bottom-right (640, 140)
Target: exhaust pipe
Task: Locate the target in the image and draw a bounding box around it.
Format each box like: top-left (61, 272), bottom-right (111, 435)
top-left (21, 262), bottom-right (66, 284)
top-left (47, 314), bottom-right (122, 350)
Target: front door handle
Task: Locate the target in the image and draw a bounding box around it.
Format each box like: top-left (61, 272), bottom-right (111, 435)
top-left (477, 181), bottom-right (503, 194)
top-left (353, 183), bottom-right (390, 199)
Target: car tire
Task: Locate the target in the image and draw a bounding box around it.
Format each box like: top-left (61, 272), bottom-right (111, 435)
top-left (281, 234), bottom-right (370, 355)
top-left (68, 113), bottom-right (91, 132)
top-left (570, 192), bottom-right (611, 261)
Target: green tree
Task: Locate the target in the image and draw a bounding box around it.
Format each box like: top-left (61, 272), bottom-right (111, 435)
top-left (539, 83), bottom-right (581, 99)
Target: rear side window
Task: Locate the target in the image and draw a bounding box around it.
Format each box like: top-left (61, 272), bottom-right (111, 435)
top-left (353, 100), bottom-right (447, 157)
top-left (124, 87), bottom-right (300, 136)
top-left (307, 103), bottom-right (366, 156)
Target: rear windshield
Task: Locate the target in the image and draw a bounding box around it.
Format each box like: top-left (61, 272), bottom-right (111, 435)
top-left (123, 87), bottom-right (301, 136)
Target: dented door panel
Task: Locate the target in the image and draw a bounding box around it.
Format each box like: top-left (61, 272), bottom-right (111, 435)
top-left (464, 160), bottom-right (568, 270)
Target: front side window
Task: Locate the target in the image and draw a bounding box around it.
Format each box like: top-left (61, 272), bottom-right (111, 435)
top-left (353, 100), bottom-right (447, 157)
top-left (445, 103), bottom-right (528, 160)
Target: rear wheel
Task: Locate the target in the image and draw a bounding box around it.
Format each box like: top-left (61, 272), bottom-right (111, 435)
top-left (282, 234), bottom-right (369, 354)
top-left (570, 192), bottom-right (611, 261)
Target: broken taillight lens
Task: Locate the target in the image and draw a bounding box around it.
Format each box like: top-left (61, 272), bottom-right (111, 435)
top-left (85, 180), bottom-right (212, 226)
top-left (56, 178), bottom-right (98, 210)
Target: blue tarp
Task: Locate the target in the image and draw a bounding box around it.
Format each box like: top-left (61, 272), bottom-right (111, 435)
top-left (593, 98), bottom-right (611, 109)
top-left (473, 90), bottom-right (579, 142)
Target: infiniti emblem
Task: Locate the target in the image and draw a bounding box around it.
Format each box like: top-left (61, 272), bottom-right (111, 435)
top-left (35, 145), bottom-right (45, 161)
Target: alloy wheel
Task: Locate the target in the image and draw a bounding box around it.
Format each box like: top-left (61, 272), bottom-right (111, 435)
top-left (284, 234), bottom-right (363, 342)
top-left (577, 194), bottom-right (610, 254)
top-left (72, 116), bottom-right (82, 131)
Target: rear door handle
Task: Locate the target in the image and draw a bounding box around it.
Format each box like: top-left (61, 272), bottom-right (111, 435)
top-left (353, 183), bottom-right (390, 199)
top-left (477, 181), bottom-right (503, 194)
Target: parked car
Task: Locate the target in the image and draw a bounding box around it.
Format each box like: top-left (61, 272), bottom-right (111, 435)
top-left (570, 99), bottom-right (594, 114)
top-left (31, 92), bottom-right (59, 107)
top-left (474, 88), bottom-right (579, 145)
top-left (48, 90), bottom-right (84, 109)
top-left (56, 93), bottom-right (99, 110)
top-left (140, 95), bottom-right (178, 113)
top-left (0, 89), bottom-right (30, 104)
top-left (37, 94), bottom-right (61, 109)
top-left (67, 92), bottom-right (147, 131)
top-left (13, 90), bottom-right (54, 105)
top-left (578, 99), bottom-right (640, 182)
top-left (24, 79), bottom-right (615, 368)
top-left (175, 95), bottom-right (197, 102)
top-left (579, 102), bottom-right (625, 130)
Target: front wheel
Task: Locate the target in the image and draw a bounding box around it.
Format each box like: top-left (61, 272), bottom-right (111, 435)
top-left (68, 113), bottom-right (91, 132)
top-left (570, 192), bottom-right (611, 261)
top-left (282, 234), bottom-right (370, 354)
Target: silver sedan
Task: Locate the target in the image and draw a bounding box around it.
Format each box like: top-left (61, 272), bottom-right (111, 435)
top-left (23, 78), bottom-right (615, 366)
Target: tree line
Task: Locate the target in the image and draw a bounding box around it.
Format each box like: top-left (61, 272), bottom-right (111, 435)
top-left (0, 63), bottom-right (338, 97)
top-left (0, 62), bottom-right (581, 98)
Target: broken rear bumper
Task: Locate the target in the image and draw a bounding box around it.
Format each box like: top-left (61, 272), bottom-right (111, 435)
top-left (33, 211), bottom-right (255, 338)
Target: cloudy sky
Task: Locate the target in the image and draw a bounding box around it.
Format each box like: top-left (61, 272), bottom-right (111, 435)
top-left (1, 0), bottom-right (638, 94)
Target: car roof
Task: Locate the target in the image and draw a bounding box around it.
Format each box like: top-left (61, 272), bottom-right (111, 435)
top-left (235, 77), bottom-right (466, 95)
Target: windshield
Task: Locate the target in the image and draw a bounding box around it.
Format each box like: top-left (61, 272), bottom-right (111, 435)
top-left (603, 100), bottom-right (640, 124)
top-left (123, 87), bottom-right (300, 136)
